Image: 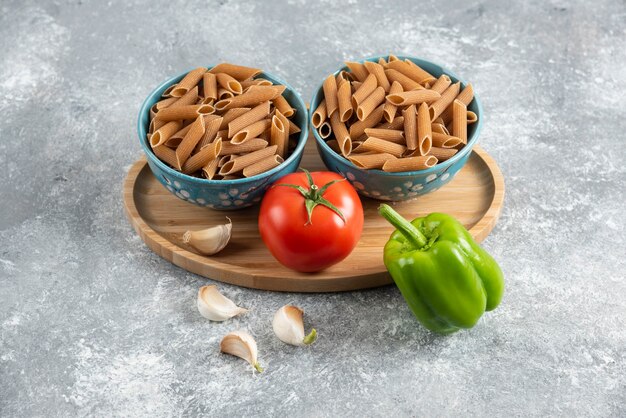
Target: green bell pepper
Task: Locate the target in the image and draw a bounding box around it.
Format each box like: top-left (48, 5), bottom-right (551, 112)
top-left (378, 204), bottom-right (504, 334)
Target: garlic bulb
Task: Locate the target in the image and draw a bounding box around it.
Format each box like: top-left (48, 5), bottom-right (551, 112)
top-left (220, 331), bottom-right (263, 372)
top-left (197, 285), bottom-right (247, 321)
top-left (272, 305), bottom-right (317, 346)
top-left (183, 218), bottom-right (232, 255)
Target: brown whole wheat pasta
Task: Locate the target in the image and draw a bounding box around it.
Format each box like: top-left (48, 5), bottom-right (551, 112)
top-left (203, 73), bottom-right (218, 101)
top-left (165, 124), bottom-right (192, 148)
top-left (271, 110), bottom-right (290, 158)
top-left (209, 63), bottom-right (262, 81)
top-left (182, 139), bottom-right (222, 174)
top-left (197, 115), bottom-right (223, 148)
top-left (364, 61), bottom-right (391, 92)
top-left (171, 67), bottom-right (207, 97)
top-left (430, 74), bottom-right (452, 94)
top-left (383, 81), bottom-right (403, 123)
top-left (351, 73), bottom-right (377, 107)
top-left (322, 74), bottom-right (339, 117)
top-left (384, 69), bottom-right (423, 91)
top-left (360, 137), bottom-right (406, 157)
top-left (452, 99), bottom-right (467, 144)
top-left (220, 138), bottom-right (268, 155)
top-left (202, 158), bottom-right (220, 180)
top-left (431, 132), bottom-right (462, 148)
top-left (319, 122), bottom-right (332, 139)
top-left (215, 85), bottom-right (285, 111)
top-left (402, 105), bottom-right (418, 151)
top-left (156, 104), bottom-right (214, 122)
top-left (345, 61), bottom-right (369, 82)
top-left (357, 86), bottom-right (386, 121)
top-left (330, 112), bottom-right (352, 156)
top-left (216, 73), bottom-right (243, 94)
top-left (243, 155), bottom-right (284, 177)
top-left (428, 146), bottom-right (458, 162)
top-left (364, 128), bottom-right (405, 144)
top-left (272, 95), bottom-right (295, 117)
top-left (150, 121), bottom-right (183, 148)
top-left (175, 115), bottom-right (206, 169)
top-left (219, 145), bottom-right (278, 175)
top-left (349, 104), bottom-right (384, 139)
top-left (219, 108), bottom-right (251, 129)
top-left (386, 89), bottom-right (441, 106)
top-left (227, 101), bottom-right (270, 138)
top-left (312, 99), bottom-right (327, 128)
top-left (231, 119), bottom-right (271, 144)
top-left (382, 155), bottom-right (437, 172)
top-left (348, 153), bottom-right (397, 169)
top-left (337, 79), bottom-right (353, 122)
top-left (440, 83), bottom-right (474, 124)
top-left (153, 145), bottom-right (179, 167)
top-left (429, 82), bottom-right (461, 121)
top-left (417, 102), bottom-right (432, 156)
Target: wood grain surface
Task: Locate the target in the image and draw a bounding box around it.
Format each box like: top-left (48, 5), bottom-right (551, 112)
top-left (123, 139), bottom-right (504, 292)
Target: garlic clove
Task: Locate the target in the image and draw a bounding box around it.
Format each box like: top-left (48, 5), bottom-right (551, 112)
top-left (197, 285), bottom-right (247, 321)
top-left (183, 217), bottom-right (232, 255)
top-left (220, 330), bottom-right (263, 372)
top-left (272, 305), bottom-right (317, 346)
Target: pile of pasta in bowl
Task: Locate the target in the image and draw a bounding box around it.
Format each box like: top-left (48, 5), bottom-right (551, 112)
top-left (312, 54), bottom-right (477, 173)
top-left (147, 63), bottom-right (301, 180)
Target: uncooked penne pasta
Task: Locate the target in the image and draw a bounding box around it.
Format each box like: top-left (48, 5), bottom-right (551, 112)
top-left (219, 107), bottom-right (251, 129)
top-left (216, 72), bottom-right (243, 94)
top-left (162, 84), bottom-right (176, 98)
top-left (231, 119), bottom-right (271, 144)
top-left (431, 123), bottom-right (450, 135)
top-left (452, 99), bottom-right (467, 144)
top-left (155, 96), bottom-right (178, 110)
top-left (428, 146), bottom-right (458, 162)
top-left (220, 138), bottom-right (268, 155)
top-left (429, 74), bottom-right (452, 94)
top-left (382, 155), bottom-right (437, 172)
top-left (364, 61), bottom-right (391, 92)
top-left (348, 152), bottom-right (397, 169)
top-left (357, 86), bottom-right (386, 121)
top-left (150, 121), bottom-right (183, 148)
top-left (227, 101), bottom-right (270, 138)
top-left (218, 154), bottom-right (235, 168)
top-left (165, 124), bottom-right (192, 148)
top-left (156, 104), bottom-right (214, 122)
top-left (182, 138), bottom-right (222, 174)
top-left (383, 81), bottom-right (403, 123)
top-left (345, 61), bottom-right (369, 82)
top-left (351, 73), bottom-right (377, 107)
top-left (384, 69), bottom-right (423, 91)
top-left (198, 115), bottom-right (223, 148)
top-left (330, 112), bottom-right (352, 156)
top-left (219, 145), bottom-right (278, 175)
top-left (240, 78), bottom-right (273, 89)
top-left (431, 132), bottom-right (462, 148)
top-left (417, 102), bottom-right (432, 156)
top-left (387, 60), bottom-right (431, 84)
top-left (322, 74), bottom-right (339, 117)
top-left (312, 99), bottom-right (327, 128)
top-left (209, 63), bottom-right (262, 81)
top-left (170, 67), bottom-right (207, 97)
top-left (349, 104), bottom-right (384, 139)
top-left (378, 57), bottom-right (387, 66)
top-left (467, 110), bottom-right (478, 124)
top-left (202, 158), bottom-right (220, 180)
top-left (405, 60), bottom-right (436, 85)
top-left (386, 89), bottom-right (440, 106)
top-left (360, 137), bottom-right (406, 157)
top-left (215, 85), bottom-right (285, 111)
top-left (271, 110), bottom-right (290, 158)
top-left (337, 79), bottom-right (353, 122)
top-left (218, 88), bottom-right (234, 100)
top-left (150, 104), bottom-right (158, 120)
top-left (175, 115), bottom-right (206, 169)
top-left (403, 105), bottom-right (418, 151)
top-left (272, 95), bottom-right (295, 117)
top-left (153, 145), bottom-right (178, 167)
top-left (428, 82), bottom-right (460, 121)
top-left (319, 122), bottom-right (332, 139)
top-left (243, 154), bottom-right (284, 177)
top-left (203, 73), bottom-right (218, 101)
top-left (440, 83), bottom-right (474, 123)
top-left (364, 128), bottom-right (404, 144)
top-left (378, 116), bottom-right (405, 130)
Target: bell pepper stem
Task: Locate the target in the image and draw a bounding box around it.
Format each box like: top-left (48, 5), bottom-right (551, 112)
top-left (378, 204), bottom-right (427, 249)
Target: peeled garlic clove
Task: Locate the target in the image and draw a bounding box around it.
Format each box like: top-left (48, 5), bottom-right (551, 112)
top-left (197, 285), bottom-right (247, 321)
top-left (272, 305), bottom-right (317, 346)
top-left (183, 217), bottom-right (232, 255)
top-left (220, 330), bottom-right (263, 372)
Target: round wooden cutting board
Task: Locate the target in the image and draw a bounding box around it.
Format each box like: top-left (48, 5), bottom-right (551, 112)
top-left (123, 139), bottom-right (504, 292)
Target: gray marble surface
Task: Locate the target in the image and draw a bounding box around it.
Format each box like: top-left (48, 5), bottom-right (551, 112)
top-left (1, 0), bottom-right (625, 416)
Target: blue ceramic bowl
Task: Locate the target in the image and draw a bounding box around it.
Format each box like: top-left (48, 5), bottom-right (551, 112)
top-left (309, 55), bottom-right (483, 201)
top-left (137, 68), bottom-right (308, 210)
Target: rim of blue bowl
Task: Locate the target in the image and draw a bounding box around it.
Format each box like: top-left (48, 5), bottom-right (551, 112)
top-left (137, 67), bottom-right (309, 185)
top-left (308, 54), bottom-right (484, 177)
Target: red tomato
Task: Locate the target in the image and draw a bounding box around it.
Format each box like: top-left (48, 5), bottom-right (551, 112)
top-left (259, 170), bottom-right (364, 272)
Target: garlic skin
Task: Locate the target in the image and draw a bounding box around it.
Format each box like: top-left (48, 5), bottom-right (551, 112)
top-left (220, 331), bottom-right (263, 372)
top-left (272, 305), bottom-right (317, 346)
top-left (197, 285), bottom-right (247, 321)
top-left (183, 218), bottom-right (232, 255)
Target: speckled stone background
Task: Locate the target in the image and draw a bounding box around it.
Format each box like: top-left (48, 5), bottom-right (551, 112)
top-left (1, 0), bottom-right (625, 416)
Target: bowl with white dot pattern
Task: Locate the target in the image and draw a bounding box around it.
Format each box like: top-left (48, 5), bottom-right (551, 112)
top-left (137, 67), bottom-right (308, 210)
top-left (309, 55), bottom-right (483, 201)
